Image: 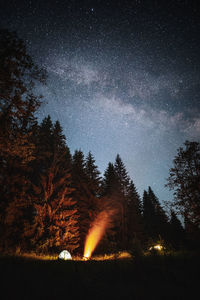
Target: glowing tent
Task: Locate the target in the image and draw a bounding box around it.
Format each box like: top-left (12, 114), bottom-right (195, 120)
top-left (58, 250), bottom-right (72, 260)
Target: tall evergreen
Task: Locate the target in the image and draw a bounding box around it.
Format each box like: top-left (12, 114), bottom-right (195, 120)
top-left (85, 151), bottom-right (101, 197)
top-left (143, 189), bottom-right (156, 241)
top-left (148, 187), bottom-right (169, 240)
top-left (114, 154), bottom-right (130, 195)
top-left (114, 154), bottom-right (130, 248)
top-left (143, 187), bottom-right (169, 245)
top-left (166, 141), bottom-right (200, 247)
top-left (72, 150), bottom-right (96, 253)
top-left (0, 29), bottom-right (46, 162)
top-left (25, 117), bottom-right (79, 254)
top-left (169, 210), bottom-right (185, 250)
top-left (101, 162), bottom-right (118, 197)
top-left (126, 181), bottom-right (144, 250)
top-left (100, 156), bottom-right (133, 250)
top-left (0, 29), bottom-right (46, 252)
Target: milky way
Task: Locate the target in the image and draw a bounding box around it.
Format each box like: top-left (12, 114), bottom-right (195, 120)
top-left (1, 0), bottom-right (200, 203)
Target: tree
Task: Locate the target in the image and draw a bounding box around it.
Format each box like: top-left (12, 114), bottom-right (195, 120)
top-left (166, 141), bottom-right (200, 228)
top-left (0, 29), bottom-right (46, 161)
top-left (126, 181), bottom-right (144, 252)
top-left (114, 154), bottom-right (129, 196)
top-left (114, 154), bottom-right (130, 248)
top-left (169, 210), bottom-right (185, 250)
top-left (148, 187), bottom-right (169, 240)
top-left (29, 155), bottom-right (79, 254)
top-left (85, 151), bottom-right (101, 197)
top-left (143, 189), bottom-right (156, 240)
top-left (100, 156), bottom-right (132, 250)
top-left (101, 162), bottom-right (118, 197)
top-left (72, 150), bottom-right (96, 253)
top-left (0, 29), bottom-right (46, 252)
top-left (143, 187), bottom-right (169, 245)
top-left (26, 118), bottom-right (79, 254)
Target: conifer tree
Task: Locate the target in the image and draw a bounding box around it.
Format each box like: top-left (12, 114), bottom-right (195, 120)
top-left (25, 118), bottom-right (79, 254)
top-left (101, 162), bottom-right (118, 197)
top-left (114, 154), bottom-right (130, 248)
top-left (85, 151), bottom-right (101, 197)
top-left (148, 187), bottom-right (169, 240)
top-left (114, 154), bottom-right (129, 195)
top-left (143, 187), bottom-right (169, 245)
top-left (101, 161), bottom-right (123, 214)
top-left (143, 190), bottom-right (156, 241)
top-left (72, 150), bottom-right (96, 253)
top-left (126, 181), bottom-right (144, 250)
top-left (99, 162), bottom-right (120, 251)
top-left (169, 210), bottom-right (185, 250)
top-left (100, 156), bottom-right (132, 250)
top-left (0, 29), bottom-right (46, 162)
top-left (166, 141), bottom-right (200, 245)
top-left (0, 29), bottom-right (46, 252)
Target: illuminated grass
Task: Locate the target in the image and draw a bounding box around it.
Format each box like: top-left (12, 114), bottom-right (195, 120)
top-left (12, 250), bottom-right (132, 261)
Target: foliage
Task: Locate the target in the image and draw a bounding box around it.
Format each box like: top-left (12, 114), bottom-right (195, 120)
top-left (71, 150), bottom-right (98, 253)
top-left (27, 117), bottom-right (79, 254)
top-left (166, 141), bottom-right (200, 226)
top-left (0, 29), bottom-right (46, 251)
top-left (166, 141), bottom-right (200, 248)
top-left (142, 187), bottom-right (170, 244)
top-left (0, 28), bottom-right (46, 161)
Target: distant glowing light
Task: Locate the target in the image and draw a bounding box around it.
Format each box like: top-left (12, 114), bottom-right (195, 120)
top-left (58, 250), bottom-right (72, 260)
top-left (149, 244), bottom-right (163, 251)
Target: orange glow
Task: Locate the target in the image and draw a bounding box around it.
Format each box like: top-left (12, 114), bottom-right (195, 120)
top-left (83, 211), bottom-right (110, 259)
top-left (149, 244), bottom-right (163, 251)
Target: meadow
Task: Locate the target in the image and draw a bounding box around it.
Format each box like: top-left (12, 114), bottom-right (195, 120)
top-left (1, 253), bottom-right (199, 300)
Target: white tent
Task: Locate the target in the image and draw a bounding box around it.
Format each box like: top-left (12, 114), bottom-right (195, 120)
top-left (58, 250), bottom-right (72, 260)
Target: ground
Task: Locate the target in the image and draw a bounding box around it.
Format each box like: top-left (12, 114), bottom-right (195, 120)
top-left (1, 254), bottom-right (199, 299)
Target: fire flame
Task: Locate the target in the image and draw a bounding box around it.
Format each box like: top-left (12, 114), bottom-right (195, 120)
top-left (83, 211), bottom-right (110, 259)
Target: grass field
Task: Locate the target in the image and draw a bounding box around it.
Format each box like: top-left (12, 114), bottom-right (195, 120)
top-left (1, 253), bottom-right (199, 300)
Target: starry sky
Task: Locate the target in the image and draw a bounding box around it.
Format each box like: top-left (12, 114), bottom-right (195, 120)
top-left (1, 0), bottom-right (200, 203)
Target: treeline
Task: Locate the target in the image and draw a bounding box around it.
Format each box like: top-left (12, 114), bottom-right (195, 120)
top-left (1, 29), bottom-right (199, 256)
top-left (0, 113), bottom-right (185, 255)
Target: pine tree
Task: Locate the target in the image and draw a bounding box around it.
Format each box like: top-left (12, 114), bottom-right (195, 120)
top-left (148, 187), bottom-right (169, 241)
top-left (169, 210), bottom-right (185, 250)
top-left (100, 156), bottom-right (132, 250)
top-left (85, 151), bottom-right (101, 197)
top-left (0, 29), bottom-right (46, 162)
top-left (29, 155), bottom-right (79, 254)
top-left (166, 141), bottom-right (200, 245)
top-left (114, 154), bottom-right (130, 249)
top-left (99, 162), bottom-right (120, 251)
top-left (26, 118), bottom-right (79, 254)
top-left (143, 190), bottom-right (156, 241)
top-left (72, 150), bottom-right (96, 253)
top-left (101, 162), bottom-right (118, 197)
top-left (114, 154), bottom-right (130, 195)
top-left (0, 29), bottom-right (46, 252)
top-left (143, 187), bottom-right (169, 245)
top-left (126, 181), bottom-right (144, 251)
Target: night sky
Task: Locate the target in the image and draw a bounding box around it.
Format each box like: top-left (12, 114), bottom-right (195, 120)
top-left (1, 0), bottom-right (200, 203)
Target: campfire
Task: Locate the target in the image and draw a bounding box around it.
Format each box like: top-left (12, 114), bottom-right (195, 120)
top-left (83, 211), bottom-right (110, 260)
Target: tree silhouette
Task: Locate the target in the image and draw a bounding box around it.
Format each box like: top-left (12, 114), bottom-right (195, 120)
top-left (0, 29), bottom-right (46, 252)
top-left (166, 141), bottom-right (200, 228)
top-left (27, 118), bottom-right (79, 254)
top-left (169, 210), bottom-right (185, 250)
top-left (143, 187), bottom-right (169, 245)
top-left (85, 151), bottom-right (101, 197)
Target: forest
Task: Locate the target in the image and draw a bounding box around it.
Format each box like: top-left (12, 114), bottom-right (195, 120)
top-left (0, 28), bottom-right (200, 258)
